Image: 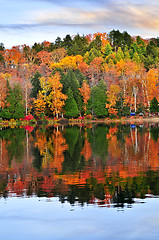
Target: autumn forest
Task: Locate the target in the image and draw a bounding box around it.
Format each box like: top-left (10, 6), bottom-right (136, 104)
top-left (0, 30), bottom-right (159, 120)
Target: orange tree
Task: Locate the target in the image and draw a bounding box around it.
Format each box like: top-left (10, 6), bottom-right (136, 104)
top-left (79, 81), bottom-right (91, 115)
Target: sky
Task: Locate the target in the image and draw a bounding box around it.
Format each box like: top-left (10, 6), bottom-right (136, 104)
top-left (0, 0), bottom-right (159, 48)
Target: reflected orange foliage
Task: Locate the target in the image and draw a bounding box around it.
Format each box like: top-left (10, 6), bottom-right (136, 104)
top-left (81, 139), bottom-right (92, 161)
top-left (49, 130), bottom-right (68, 173)
top-left (0, 125), bottom-right (159, 202)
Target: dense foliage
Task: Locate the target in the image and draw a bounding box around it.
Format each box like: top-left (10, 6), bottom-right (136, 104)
top-left (0, 30), bottom-right (158, 119)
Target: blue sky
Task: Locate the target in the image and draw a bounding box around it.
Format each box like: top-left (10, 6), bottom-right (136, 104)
top-left (0, 0), bottom-right (159, 48)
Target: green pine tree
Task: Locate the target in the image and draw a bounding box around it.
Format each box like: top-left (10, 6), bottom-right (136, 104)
top-left (65, 69), bottom-right (83, 114)
top-left (0, 81), bottom-right (24, 119)
top-left (0, 80), bottom-right (16, 119)
top-left (71, 34), bottom-right (88, 56)
top-left (88, 80), bottom-right (108, 118)
top-left (103, 43), bottom-right (112, 58)
top-left (132, 52), bottom-right (141, 63)
top-left (85, 47), bottom-right (102, 64)
top-left (150, 97), bottom-right (159, 113)
top-left (13, 102), bottom-right (25, 119)
top-left (30, 71), bottom-right (42, 99)
top-left (89, 35), bottom-right (102, 51)
top-left (64, 88), bottom-right (79, 118)
top-left (116, 47), bottom-right (124, 62)
top-left (74, 68), bottom-right (86, 87)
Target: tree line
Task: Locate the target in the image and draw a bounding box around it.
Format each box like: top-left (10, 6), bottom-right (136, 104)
top-left (0, 30), bottom-right (159, 119)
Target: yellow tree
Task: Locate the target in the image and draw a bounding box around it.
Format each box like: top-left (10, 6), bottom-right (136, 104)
top-left (34, 92), bottom-right (46, 117)
top-left (79, 81), bottom-right (91, 114)
top-left (145, 69), bottom-right (158, 108)
top-left (106, 84), bottom-right (120, 116)
top-left (39, 76), bottom-right (50, 99)
top-left (46, 73), bottom-right (67, 118)
top-left (50, 55), bottom-right (83, 72)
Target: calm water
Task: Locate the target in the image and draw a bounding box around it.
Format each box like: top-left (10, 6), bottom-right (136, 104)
top-left (0, 123), bottom-right (159, 240)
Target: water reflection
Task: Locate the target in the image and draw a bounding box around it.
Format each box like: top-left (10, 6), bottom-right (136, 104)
top-left (0, 123), bottom-right (159, 208)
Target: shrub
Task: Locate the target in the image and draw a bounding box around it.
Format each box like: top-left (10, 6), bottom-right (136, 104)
top-left (24, 114), bottom-right (34, 121)
top-left (86, 114), bottom-right (92, 119)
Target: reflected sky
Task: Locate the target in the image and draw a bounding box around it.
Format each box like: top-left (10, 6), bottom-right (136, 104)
top-left (0, 197), bottom-right (159, 240)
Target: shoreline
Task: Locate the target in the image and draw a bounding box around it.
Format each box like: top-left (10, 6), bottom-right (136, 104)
top-left (89, 117), bottom-right (159, 124)
top-left (0, 117), bottom-right (159, 128)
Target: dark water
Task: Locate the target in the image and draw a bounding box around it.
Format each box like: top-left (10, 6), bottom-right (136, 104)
top-left (0, 123), bottom-right (159, 239)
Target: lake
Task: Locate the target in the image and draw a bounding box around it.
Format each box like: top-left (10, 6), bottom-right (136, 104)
top-left (0, 123), bottom-right (159, 240)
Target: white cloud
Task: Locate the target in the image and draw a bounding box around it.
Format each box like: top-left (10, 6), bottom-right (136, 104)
top-left (1, 0), bottom-right (159, 47)
top-left (27, 2), bottom-right (159, 31)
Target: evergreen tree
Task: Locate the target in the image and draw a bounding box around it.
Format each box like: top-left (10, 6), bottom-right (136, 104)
top-left (13, 84), bottom-right (25, 118)
top-left (1, 80), bottom-right (16, 119)
top-left (136, 36), bottom-right (144, 45)
top-left (32, 42), bottom-right (44, 52)
top-left (30, 72), bottom-right (42, 99)
top-left (102, 43), bottom-right (112, 58)
top-left (65, 69), bottom-right (83, 113)
top-left (124, 50), bottom-right (131, 60)
top-left (63, 34), bottom-right (73, 55)
top-left (0, 108), bottom-right (12, 119)
top-left (13, 102), bottom-right (25, 119)
top-left (124, 45), bottom-right (131, 60)
top-left (106, 54), bottom-right (116, 65)
top-left (150, 97), bottom-right (159, 113)
top-left (133, 37), bottom-right (147, 59)
top-left (146, 40), bottom-right (158, 57)
top-left (84, 47), bottom-right (102, 64)
top-left (0, 43), bottom-right (5, 65)
top-left (130, 42), bottom-right (138, 58)
top-left (71, 34), bottom-right (88, 56)
top-left (108, 30), bottom-right (124, 51)
top-left (88, 80), bottom-right (108, 117)
top-left (74, 68), bottom-right (86, 87)
top-left (89, 35), bottom-right (102, 51)
top-left (144, 55), bottom-right (156, 70)
top-left (132, 52), bottom-right (141, 63)
top-left (122, 31), bottom-right (132, 49)
top-left (144, 40), bottom-right (159, 69)
top-left (116, 47), bottom-right (124, 61)
top-left (156, 37), bottom-right (159, 47)
top-left (0, 43), bottom-right (5, 51)
top-left (54, 37), bottom-right (63, 49)
top-left (13, 84), bottom-right (23, 103)
top-left (64, 88), bottom-right (79, 118)
top-left (0, 81), bottom-right (24, 119)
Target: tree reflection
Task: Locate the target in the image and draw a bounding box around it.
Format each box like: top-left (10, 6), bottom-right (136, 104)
top-left (0, 123), bottom-right (158, 207)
